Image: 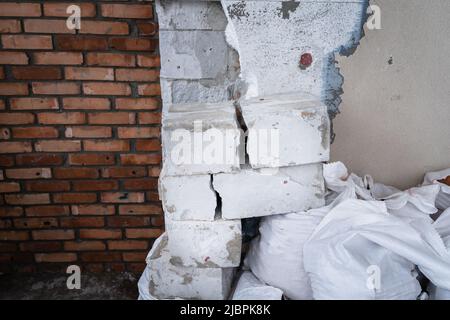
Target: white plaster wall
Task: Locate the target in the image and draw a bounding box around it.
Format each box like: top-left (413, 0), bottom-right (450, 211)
top-left (332, 0), bottom-right (450, 189)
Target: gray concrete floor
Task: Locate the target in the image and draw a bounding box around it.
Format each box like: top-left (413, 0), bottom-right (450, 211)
top-left (0, 272), bottom-right (139, 300)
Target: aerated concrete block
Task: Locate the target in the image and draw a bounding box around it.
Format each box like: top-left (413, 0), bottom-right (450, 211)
top-left (241, 93), bottom-right (330, 168)
top-left (147, 233), bottom-right (235, 300)
top-left (162, 101), bottom-right (243, 176)
top-left (159, 172), bottom-right (217, 221)
top-left (166, 216), bottom-right (242, 268)
top-left (213, 164), bottom-right (325, 219)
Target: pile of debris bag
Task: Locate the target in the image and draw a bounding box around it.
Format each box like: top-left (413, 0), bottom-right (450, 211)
top-left (139, 163), bottom-right (450, 300)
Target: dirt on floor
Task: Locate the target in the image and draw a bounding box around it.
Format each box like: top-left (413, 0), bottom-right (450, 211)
top-left (0, 272), bottom-right (139, 300)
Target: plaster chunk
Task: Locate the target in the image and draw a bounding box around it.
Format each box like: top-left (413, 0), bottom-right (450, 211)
top-left (241, 93), bottom-right (330, 168)
top-left (166, 216), bottom-right (242, 268)
top-left (146, 233), bottom-right (235, 300)
top-left (213, 164), bottom-right (325, 219)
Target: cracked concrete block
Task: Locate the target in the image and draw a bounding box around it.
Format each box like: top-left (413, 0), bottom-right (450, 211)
top-left (147, 233), bottom-right (235, 300)
top-left (241, 93), bottom-right (330, 168)
top-left (162, 101), bottom-right (243, 176)
top-left (213, 164), bottom-right (325, 219)
top-left (159, 30), bottom-right (230, 79)
top-left (166, 216), bottom-right (242, 268)
top-left (159, 172), bottom-right (217, 221)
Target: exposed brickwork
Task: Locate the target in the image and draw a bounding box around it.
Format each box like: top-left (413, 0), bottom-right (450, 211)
top-left (0, 1), bottom-right (162, 274)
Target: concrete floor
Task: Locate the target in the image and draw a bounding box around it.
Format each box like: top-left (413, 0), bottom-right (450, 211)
top-left (0, 272), bottom-right (139, 300)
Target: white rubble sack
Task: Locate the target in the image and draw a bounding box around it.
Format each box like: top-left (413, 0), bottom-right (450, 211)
top-left (162, 101), bottom-right (243, 176)
top-left (144, 233), bottom-right (235, 300)
top-left (240, 93), bottom-right (330, 168)
top-left (303, 198), bottom-right (450, 300)
top-left (159, 172), bottom-right (217, 221)
top-left (422, 168), bottom-right (450, 211)
top-left (165, 216), bottom-right (242, 268)
top-left (232, 271), bottom-right (283, 300)
top-left (213, 164), bottom-right (325, 220)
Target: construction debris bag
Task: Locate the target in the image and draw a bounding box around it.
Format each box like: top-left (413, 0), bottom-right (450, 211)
top-left (232, 271), bottom-right (283, 300)
top-left (422, 168), bottom-right (450, 211)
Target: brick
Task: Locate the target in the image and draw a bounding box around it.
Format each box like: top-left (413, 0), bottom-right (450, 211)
top-left (25, 181), bottom-right (70, 192)
top-left (101, 192), bottom-right (145, 204)
top-left (71, 204), bottom-right (114, 216)
top-left (0, 252), bottom-right (34, 263)
top-left (32, 82), bottom-right (80, 95)
top-left (0, 100), bottom-right (4, 109)
top-left (101, 167), bottom-right (146, 178)
top-left (83, 82), bottom-right (131, 96)
top-left (0, 206), bottom-right (23, 217)
top-left (151, 216), bottom-right (164, 227)
top-left (43, 3), bottom-right (96, 17)
top-left (53, 168), bottom-right (99, 179)
top-left (135, 139), bottom-right (161, 152)
top-left (138, 112), bottom-right (161, 124)
top-left (119, 205), bottom-right (162, 216)
top-left (0, 219), bottom-right (12, 229)
top-left (84, 264), bottom-right (104, 272)
top-left (138, 84), bottom-right (161, 96)
top-left (80, 21), bottom-right (129, 35)
top-left (88, 112), bottom-right (135, 124)
top-left (13, 217), bottom-right (58, 229)
top-left (148, 167), bottom-right (161, 177)
top-left (34, 52), bottom-right (83, 65)
top-left (5, 168), bottom-right (51, 179)
top-left (0, 83), bottom-right (29, 96)
top-left (0, 243), bottom-right (17, 252)
top-left (56, 35), bottom-right (108, 51)
top-left (80, 252), bottom-right (121, 262)
top-left (38, 112), bottom-right (85, 125)
top-left (0, 3), bottom-right (41, 17)
top-left (137, 55), bottom-right (160, 68)
top-left (137, 22), bottom-right (158, 36)
top-left (0, 141), bottom-right (32, 153)
top-left (120, 154), bottom-right (161, 165)
top-left (0, 182), bottom-right (20, 193)
top-left (126, 263), bottom-right (146, 274)
top-left (12, 127), bottom-right (59, 139)
top-left (0, 128), bottom-right (11, 139)
top-left (24, 19), bottom-right (74, 34)
top-left (116, 98), bottom-right (159, 110)
top-left (86, 53), bottom-right (135, 67)
top-left (65, 67), bottom-right (114, 81)
top-left (80, 229), bottom-right (122, 240)
top-left (125, 228), bottom-right (163, 239)
top-left (20, 242), bottom-right (62, 252)
top-left (16, 154), bottom-right (64, 166)
top-left (107, 216), bottom-right (150, 228)
top-left (109, 38), bottom-right (157, 51)
top-left (65, 126), bottom-right (112, 138)
top-left (64, 241), bottom-right (106, 251)
top-left (122, 179), bottom-right (158, 191)
top-left (35, 253), bottom-right (77, 263)
top-left (68, 153), bottom-right (114, 165)
top-left (122, 251), bottom-right (147, 262)
top-left (53, 193), bottom-right (97, 204)
top-left (63, 98), bottom-right (110, 110)
top-left (60, 217), bottom-right (104, 228)
top-left (73, 180), bottom-right (118, 192)
top-left (83, 140), bottom-right (130, 152)
top-left (108, 262), bottom-right (126, 272)
top-left (0, 67), bottom-right (4, 79)
top-left (108, 240), bottom-right (148, 251)
top-left (2, 35), bottom-right (52, 49)
top-left (12, 66), bottom-right (61, 80)
top-left (116, 69), bottom-right (159, 82)
top-left (117, 127), bottom-right (160, 139)
top-left (5, 194), bottom-right (50, 205)
top-left (0, 155), bottom-right (14, 167)
top-left (10, 98), bottom-right (59, 110)
top-left (26, 205), bottom-right (70, 217)
top-left (0, 20), bottom-right (22, 33)
top-left (101, 4), bottom-right (153, 19)
top-left (0, 51), bottom-right (28, 64)
top-left (0, 231), bottom-right (29, 241)
top-left (35, 140), bottom-right (81, 152)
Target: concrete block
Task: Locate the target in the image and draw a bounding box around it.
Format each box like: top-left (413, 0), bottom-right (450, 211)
top-left (166, 216), bottom-right (242, 268)
top-left (241, 93), bottom-right (330, 168)
top-left (213, 164), bottom-right (325, 219)
top-left (162, 101), bottom-right (243, 176)
top-left (146, 233), bottom-right (235, 300)
top-left (159, 172), bottom-right (217, 221)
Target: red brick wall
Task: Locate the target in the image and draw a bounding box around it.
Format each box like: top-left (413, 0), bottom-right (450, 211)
top-left (0, 1), bottom-right (163, 273)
